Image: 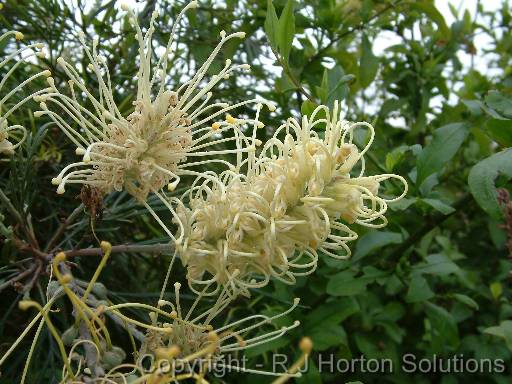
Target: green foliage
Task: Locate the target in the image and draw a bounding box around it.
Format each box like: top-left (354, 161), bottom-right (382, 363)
top-left (0, 0), bottom-right (511, 383)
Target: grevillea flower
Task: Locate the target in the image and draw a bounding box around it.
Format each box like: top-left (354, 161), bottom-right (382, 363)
top-left (35, 2), bottom-right (271, 216)
top-left (0, 31), bottom-right (48, 155)
top-left (176, 101), bottom-right (408, 296)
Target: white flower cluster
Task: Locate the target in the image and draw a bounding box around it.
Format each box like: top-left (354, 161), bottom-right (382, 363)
top-left (37, 2), bottom-right (268, 208)
top-left (177, 102), bottom-right (407, 296)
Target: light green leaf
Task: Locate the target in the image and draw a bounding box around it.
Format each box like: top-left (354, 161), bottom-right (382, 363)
top-left (359, 34), bottom-right (379, 87)
top-left (416, 123), bottom-right (468, 186)
top-left (301, 100), bottom-right (318, 117)
top-left (264, 0), bottom-right (279, 49)
top-left (385, 145), bottom-right (408, 172)
top-left (468, 149), bottom-right (512, 219)
top-left (277, 0), bottom-right (295, 61)
top-left (484, 320), bottom-right (512, 350)
top-left (490, 281), bottom-right (503, 300)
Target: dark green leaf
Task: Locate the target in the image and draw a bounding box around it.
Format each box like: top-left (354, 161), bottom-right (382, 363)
top-left (359, 34), bottom-right (379, 87)
top-left (425, 302), bottom-right (460, 350)
top-left (485, 91), bottom-right (512, 119)
top-left (353, 231), bottom-right (403, 261)
top-left (468, 149), bottom-right (512, 219)
top-left (416, 123), bottom-right (468, 186)
top-left (406, 275), bottom-right (435, 303)
top-left (487, 118), bottom-right (512, 147)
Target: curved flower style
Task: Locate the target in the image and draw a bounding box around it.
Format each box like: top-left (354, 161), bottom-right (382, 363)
top-left (1, 31), bottom-right (48, 155)
top-left (177, 101), bottom-right (408, 296)
top-left (36, 2), bottom-right (270, 206)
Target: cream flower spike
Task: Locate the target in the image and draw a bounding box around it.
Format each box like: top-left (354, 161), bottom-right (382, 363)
top-left (0, 31), bottom-right (48, 155)
top-left (38, 2), bottom-right (272, 206)
top-left (177, 100), bottom-right (408, 296)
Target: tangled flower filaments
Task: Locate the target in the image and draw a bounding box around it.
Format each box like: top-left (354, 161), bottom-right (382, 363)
top-left (37, 2), bottom-right (270, 206)
top-left (0, 31), bottom-right (48, 155)
top-left (177, 101), bottom-right (408, 296)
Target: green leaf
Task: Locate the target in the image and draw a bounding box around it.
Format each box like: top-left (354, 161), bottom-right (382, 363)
top-left (385, 145), bottom-right (408, 172)
top-left (487, 118), bottom-right (512, 147)
top-left (490, 282), bottom-right (503, 300)
top-left (406, 275), bottom-right (435, 303)
top-left (303, 298), bottom-right (358, 350)
top-left (412, 254), bottom-right (459, 276)
top-left (468, 149), bottom-right (512, 219)
top-left (485, 91), bottom-right (512, 119)
top-left (277, 0), bottom-right (295, 61)
top-left (359, 34), bottom-right (379, 87)
top-left (416, 123), bottom-right (468, 186)
top-left (425, 302), bottom-right (460, 350)
top-left (316, 65), bottom-right (352, 107)
top-left (409, 2), bottom-right (450, 37)
top-left (484, 321), bottom-right (512, 350)
top-left (421, 198), bottom-right (455, 215)
top-left (301, 100), bottom-right (318, 117)
top-left (452, 294), bottom-right (479, 310)
top-left (326, 271), bottom-right (368, 296)
top-left (264, 0), bottom-right (279, 49)
top-left (353, 231), bottom-right (403, 261)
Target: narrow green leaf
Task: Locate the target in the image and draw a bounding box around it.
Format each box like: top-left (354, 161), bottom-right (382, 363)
top-left (416, 123), bottom-right (468, 186)
top-left (452, 294), bottom-right (479, 310)
top-left (264, 0), bottom-right (279, 49)
top-left (468, 149), bottom-right (512, 219)
top-left (277, 0), bottom-right (295, 61)
top-left (359, 34), bottom-right (379, 87)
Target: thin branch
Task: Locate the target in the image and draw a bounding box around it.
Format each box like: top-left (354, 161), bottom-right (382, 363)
top-left (63, 243), bottom-right (174, 258)
top-left (271, 47), bottom-right (315, 103)
top-left (0, 187), bottom-right (24, 227)
top-left (0, 263), bottom-right (37, 293)
top-left (45, 203), bottom-right (85, 252)
top-left (0, 187), bottom-right (39, 248)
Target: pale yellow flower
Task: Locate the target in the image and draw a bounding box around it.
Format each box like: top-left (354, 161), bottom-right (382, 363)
top-left (36, 2), bottom-right (271, 214)
top-left (177, 101), bottom-right (408, 296)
